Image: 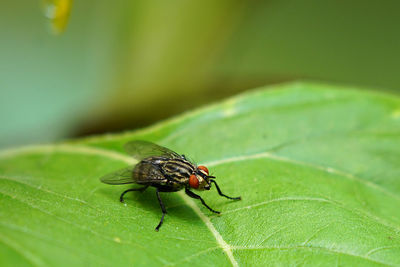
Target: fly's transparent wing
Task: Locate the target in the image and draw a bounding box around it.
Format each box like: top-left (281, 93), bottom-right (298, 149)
top-left (124, 140), bottom-right (181, 161)
top-left (101, 141), bottom-right (182, 185)
top-left (100, 166), bottom-right (136, 185)
top-left (133, 161), bottom-right (168, 184)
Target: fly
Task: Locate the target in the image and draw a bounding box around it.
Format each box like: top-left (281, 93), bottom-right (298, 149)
top-left (100, 140), bottom-right (241, 231)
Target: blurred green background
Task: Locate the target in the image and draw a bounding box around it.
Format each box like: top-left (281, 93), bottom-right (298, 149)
top-left (1, 0), bottom-right (399, 149)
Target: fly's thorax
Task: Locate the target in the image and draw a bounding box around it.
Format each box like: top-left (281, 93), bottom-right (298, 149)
top-left (162, 158), bottom-right (195, 183)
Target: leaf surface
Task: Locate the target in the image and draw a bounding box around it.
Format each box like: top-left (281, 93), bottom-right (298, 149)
top-left (1, 82), bottom-right (400, 266)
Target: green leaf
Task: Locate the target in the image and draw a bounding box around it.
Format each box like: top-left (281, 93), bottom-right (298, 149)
top-left (1, 82), bottom-right (399, 266)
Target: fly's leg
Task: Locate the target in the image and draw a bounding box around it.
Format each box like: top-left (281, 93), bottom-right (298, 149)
top-left (120, 186), bottom-right (148, 203)
top-left (155, 188), bottom-right (167, 231)
top-left (185, 188), bottom-right (220, 214)
top-left (210, 180), bottom-right (241, 200)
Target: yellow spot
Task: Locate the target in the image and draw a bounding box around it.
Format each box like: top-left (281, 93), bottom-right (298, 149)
top-left (42, 0), bottom-right (73, 35)
top-left (113, 237), bottom-right (121, 243)
top-left (392, 109), bottom-right (400, 119)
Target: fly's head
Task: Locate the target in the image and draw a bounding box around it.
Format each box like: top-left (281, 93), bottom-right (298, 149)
top-left (189, 165), bottom-right (215, 190)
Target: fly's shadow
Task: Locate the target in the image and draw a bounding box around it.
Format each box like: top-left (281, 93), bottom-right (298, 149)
top-left (99, 186), bottom-right (200, 223)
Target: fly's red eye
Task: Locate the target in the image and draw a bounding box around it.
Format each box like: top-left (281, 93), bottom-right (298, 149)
top-left (189, 174), bottom-right (199, 189)
top-left (197, 165), bottom-right (209, 175)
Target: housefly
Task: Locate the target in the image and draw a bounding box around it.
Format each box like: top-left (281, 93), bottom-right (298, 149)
top-left (100, 140), bottom-right (241, 231)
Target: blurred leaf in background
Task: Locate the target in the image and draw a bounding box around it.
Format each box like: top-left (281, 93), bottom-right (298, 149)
top-left (0, 0), bottom-right (110, 148)
top-left (1, 0), bottom-right (400, 149)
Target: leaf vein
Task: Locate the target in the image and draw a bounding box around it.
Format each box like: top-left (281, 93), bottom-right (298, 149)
top-left (0, 190), bottom-right (145, 249)
top-left (216, 196), bottom-right (400, 232)
top-left (232, 245), bottom-right (394, 266)
top-left (0, 232), bottom-right (45, 267)
top-left (0, 222), bottom-right (104, 265)
top-left (218, 196), bottom-right (332, 215)
top-left (177, 191), bottom-right (238, 267)
top-left (164, 246), bottom-right (220, 266)
top-left (0, 175), bottom-right (91, 207)
top-left (365, 246), bottom-right (400, 257)
top-left (204, 152), bottom-right (400, 202)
